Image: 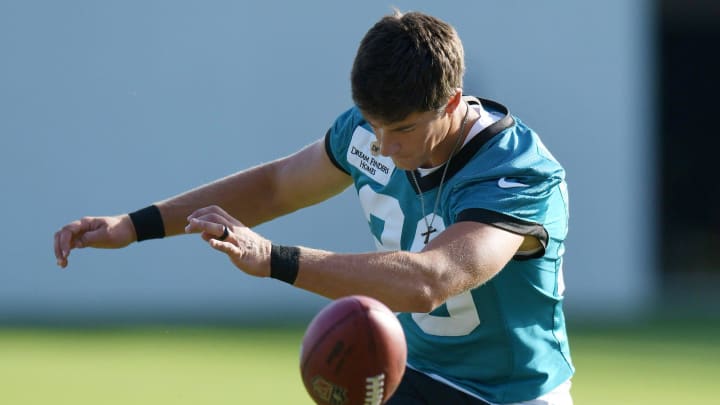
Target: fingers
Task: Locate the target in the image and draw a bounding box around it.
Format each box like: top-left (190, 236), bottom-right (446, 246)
top-left (217, 225), bottom-right (230, 241)
top-left (75, 227), bottom-right (109, 248)
top-left (185, 217), bottom-right (228, 240)
top-left (54, 219), bottom-right (90, 268)
top-left (53, 216), bottom-right (128, 268)
top-left (55, 221), bottom-right (79, 257)
top-left (54, 228), bottom-right (66, 266)
top-left (187, 209), bottom-right (270, 278)
top-left (185, 205), bottom-right (245, 239)
top-left (187, 205), bottom-right (232, 222)
top-left (208, 238), bottom-right (241, 255)
top-left (54, 229), bottom-right (68, 268)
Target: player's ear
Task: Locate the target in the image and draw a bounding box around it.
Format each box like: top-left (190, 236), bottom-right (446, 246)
top-left (444, 89), bottom-right (463, 115)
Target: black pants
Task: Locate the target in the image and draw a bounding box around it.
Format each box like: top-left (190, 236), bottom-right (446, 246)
top-left (386, 368), bottom-right (491, 405)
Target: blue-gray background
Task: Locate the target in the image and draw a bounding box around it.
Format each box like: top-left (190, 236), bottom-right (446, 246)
top-left (1, 0), bottom-right (654, 324)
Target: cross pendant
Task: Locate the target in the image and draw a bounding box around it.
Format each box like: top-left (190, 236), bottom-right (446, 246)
top-left (421, 226), bottom-right (437, 244)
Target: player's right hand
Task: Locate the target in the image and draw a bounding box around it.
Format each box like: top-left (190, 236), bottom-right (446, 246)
top-left (53, 215), bottom-right (137, 268)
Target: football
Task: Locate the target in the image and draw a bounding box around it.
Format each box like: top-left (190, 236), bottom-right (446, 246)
top-left (300, 295), bottom-right (407, 405)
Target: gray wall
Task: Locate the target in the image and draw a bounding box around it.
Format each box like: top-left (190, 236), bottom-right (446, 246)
top-left (0, 0), bottom-right (654, 324)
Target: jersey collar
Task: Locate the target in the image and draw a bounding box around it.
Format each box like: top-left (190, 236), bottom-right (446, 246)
top-left (406, 97), bottom-right (515, 193)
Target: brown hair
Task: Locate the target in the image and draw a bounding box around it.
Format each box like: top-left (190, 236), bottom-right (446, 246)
top-left (351, 10), bottom-right (465, 123)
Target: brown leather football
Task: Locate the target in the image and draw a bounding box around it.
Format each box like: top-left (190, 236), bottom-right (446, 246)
top-left (300, 295), bottom-right (407, 405)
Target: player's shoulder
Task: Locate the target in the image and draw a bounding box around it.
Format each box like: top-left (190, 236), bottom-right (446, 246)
top-left (326, 105), bottom-right (372, 156)
top-left (326, 105), bottom-right (388, 177)
top-left (331, 105), bottom-right (367, 135)
top-left (453, 97), bottom-right (564, 188)
top-left (472, 100), bottom-right (561, 172)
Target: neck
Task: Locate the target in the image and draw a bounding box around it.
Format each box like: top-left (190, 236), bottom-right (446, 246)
top-left (427, 102), bottom-right (474, 167)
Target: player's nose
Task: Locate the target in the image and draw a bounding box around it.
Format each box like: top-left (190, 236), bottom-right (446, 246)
top-left (380, 140), bottom-right (400, 157)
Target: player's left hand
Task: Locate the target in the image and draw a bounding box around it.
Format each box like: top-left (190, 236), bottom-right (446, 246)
top-left (185, 205), bottom-right (271, 278)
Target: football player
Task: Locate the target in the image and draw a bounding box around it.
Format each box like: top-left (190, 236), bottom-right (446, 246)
top-left (55, 11), bottom-right (574, 404)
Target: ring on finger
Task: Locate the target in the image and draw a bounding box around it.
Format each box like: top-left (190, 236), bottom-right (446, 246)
top-left (218, 225), bottom-right (230, 241)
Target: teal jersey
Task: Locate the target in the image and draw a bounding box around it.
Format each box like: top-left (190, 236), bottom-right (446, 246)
top-left (324, 97), bottom-right (573, 403)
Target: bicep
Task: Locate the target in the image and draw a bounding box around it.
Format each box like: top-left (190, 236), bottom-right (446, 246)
top-left (270, 138), bottom-right (353, 213)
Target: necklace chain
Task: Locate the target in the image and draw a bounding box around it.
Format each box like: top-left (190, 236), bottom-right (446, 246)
top-left (411, 102), bottom-right (471, 244)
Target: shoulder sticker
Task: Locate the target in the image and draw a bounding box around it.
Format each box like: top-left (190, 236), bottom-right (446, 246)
top-left (347, 126), bottom-right (395, 186)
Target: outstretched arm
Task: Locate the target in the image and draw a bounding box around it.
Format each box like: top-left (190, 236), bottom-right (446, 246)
top-left (187, 207), bottom-right (525, 313)
top-left (155, 138), bottom-right (351, 234)
top-left (54, 138), bottom-right (352, 268)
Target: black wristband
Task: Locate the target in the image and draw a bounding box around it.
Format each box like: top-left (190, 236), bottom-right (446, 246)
top-left (270, 244), bottom-right (300, 285)
top-left (128, 205), bottom-right (166, 242)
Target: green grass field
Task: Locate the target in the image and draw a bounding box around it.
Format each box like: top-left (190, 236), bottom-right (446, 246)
top-left (1, 319), bottom-right (717, 405)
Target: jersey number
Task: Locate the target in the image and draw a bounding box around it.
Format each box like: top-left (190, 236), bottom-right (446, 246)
top-left (359, 185), bottom-right (481, 337)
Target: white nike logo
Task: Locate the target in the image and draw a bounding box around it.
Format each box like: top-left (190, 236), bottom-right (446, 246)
top-left (498, 177), bottom-right (529, 188)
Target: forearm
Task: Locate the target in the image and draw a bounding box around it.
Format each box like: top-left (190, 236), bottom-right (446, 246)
top-left (188, 212), bottom-right (517, 312)
top-left (155, 164), bottom-right (280, 237)
top-left (151, 140), bottom-right (350, 238)
top-left (286, 223), bottom-right (518, 312)
top-left (292, 247), bottom-right (461, 313)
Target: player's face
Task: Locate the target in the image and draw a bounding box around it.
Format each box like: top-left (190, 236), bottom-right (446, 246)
top-left (364, 109), bottom-right (452, 170)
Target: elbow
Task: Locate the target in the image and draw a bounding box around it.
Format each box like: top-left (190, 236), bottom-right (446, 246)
top-left (405, 279), bottom-right (450, 313)
top-left (389, 252), bottom-right (465, 313)
top-left (402, 259), bottom-right (473, 313)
